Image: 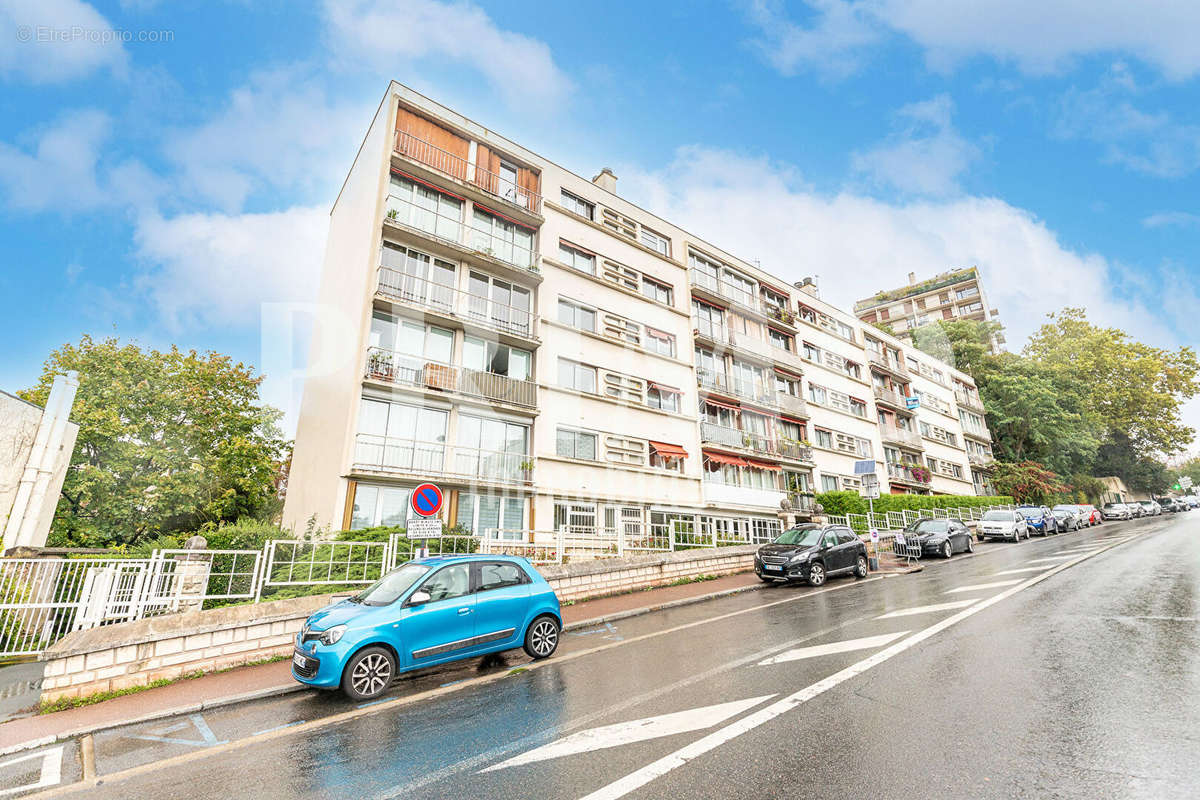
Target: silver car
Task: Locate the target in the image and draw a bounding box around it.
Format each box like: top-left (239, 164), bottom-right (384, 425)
top-left (1102, 503), bottom-right (1131, 520)
top-left (977, 509), bottom-right (1029, 541)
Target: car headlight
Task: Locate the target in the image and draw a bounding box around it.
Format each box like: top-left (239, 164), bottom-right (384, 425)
top-left (788, 553), bottom-right (809, 564)
top-left (319, 625), bottom-right (347, 646)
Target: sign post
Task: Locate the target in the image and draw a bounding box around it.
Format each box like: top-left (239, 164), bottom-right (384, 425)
top-left (409, 482), bottom-right (444, 559)
top-left (856, 462), bottom-right (881, 572)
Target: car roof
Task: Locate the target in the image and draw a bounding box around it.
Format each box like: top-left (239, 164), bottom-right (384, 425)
top-left (410, 553), bottom-right (528, 566)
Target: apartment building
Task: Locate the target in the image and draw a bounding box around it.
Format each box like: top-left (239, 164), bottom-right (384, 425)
top-left (280, 82), bottom-right (995, 544)
top-left (853, 268), bottom-right (1005, 353)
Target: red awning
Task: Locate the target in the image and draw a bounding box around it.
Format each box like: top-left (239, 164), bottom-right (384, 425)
top-left (647, 381), bottom-right (681, 394)
top-left (701, 397), bottom-right (740, 411)
top-left (649, 441), bottom-right (688, 459)
top-left (559, 238), bottom-right (597, 257)
top-left (703, 451), bottom-right (748, 467)
top-left (745, 458), bottom-right (782, 471)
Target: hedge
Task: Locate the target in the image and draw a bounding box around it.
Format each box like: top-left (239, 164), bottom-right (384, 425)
top-left (815, 491), bottom-right (1015, 517)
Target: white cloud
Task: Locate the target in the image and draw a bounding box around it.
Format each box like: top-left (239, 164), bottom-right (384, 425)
top-left (322, 0), bottom-right (572, 108)
top-left (1143, 211), bottom-right (1200, 229)
top-left (743, 0), bottom-right (879, 79)
top-left (132, 206), bottom-right (328, 332)
top-left (166, 67), bottom-right (370, 212)
top-left (851, 94), bottom-right (980, 196)
top-left (0, 0), bottom-right (127, 83)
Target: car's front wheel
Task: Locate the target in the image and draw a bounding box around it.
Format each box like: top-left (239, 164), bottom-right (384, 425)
top-left (965, 536), bottom-right (974, 553)
top-left (941, 541), bottom-right (953, 559)
top-left (807, 562), bottom-right (826, 586)
top-left (854, 555), bottom-right (868, 578)
top-left (523, 615), bottom-right (560, 659)
top-left (341, 646), bottom-right (395, 702)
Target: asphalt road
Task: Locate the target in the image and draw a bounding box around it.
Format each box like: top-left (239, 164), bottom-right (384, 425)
top-left (9, 513), bottom-right (1198, 799)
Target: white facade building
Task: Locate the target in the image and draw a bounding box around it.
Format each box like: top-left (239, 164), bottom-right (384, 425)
top-left (281, 83), bottom-right (995, 544)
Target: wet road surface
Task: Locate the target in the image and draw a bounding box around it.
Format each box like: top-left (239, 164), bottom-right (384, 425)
top-left (8, 514), bottom-right (1198, 799)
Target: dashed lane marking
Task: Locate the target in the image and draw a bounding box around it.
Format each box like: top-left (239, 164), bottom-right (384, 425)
top-left (1028, 556), bottom-right (1074, 564)
top-left (875, 600), bottom-right (976, 619)
top-left (757, 631), bottom-right (910, 666)
top-left (944, 579), bottom-right (1023, 594)
top-left (993, 566), bottom-right (1053, 575)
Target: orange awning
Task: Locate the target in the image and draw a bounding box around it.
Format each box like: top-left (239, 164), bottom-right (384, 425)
top-left (703, 451), bottom-right (748, 467)
top-left (649, 441), bottom-right (688, 459)
top-left (745, 458), bottom-right (782, 471)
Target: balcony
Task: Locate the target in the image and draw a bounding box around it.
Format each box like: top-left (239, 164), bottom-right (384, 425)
top-left (873, 385), bottom-right (914, 413)
top-left (353, 434), bottom-right (532, 485)
top-left (365, 348), bottom-right (537, 410)
top-left (689, 269), bottom-right (794, 323)
top-left (693, 319), bottom-right (808, 375)
top-left (778, 440), bottom-right (814, 463)
top-left (394, 129), bottom-right (542, 217)
top-left (376, 267), bottom-right (538, 343)
top-left (700, 422), bottom-right (773, 454)
top-left (868, 352), bottom-right (909, 379)
top-left (786, 492), bottom-right (817, 515)
top-left (887, 461), bottom-right (932, 486)
top-left (962, 427), bottom-right (992, 443)
top-left (777, 393), bottom-right (809, 419)
top-left (697, 371), bottom-right (779, 409)
top-left (968, 452), bottom-right (996, 469)
top-left (954, 389), bottom-right (986, 413)
top-left (880, 426), bottom-right (924, 450)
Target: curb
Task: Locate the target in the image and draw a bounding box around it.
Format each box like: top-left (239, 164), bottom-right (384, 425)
top-left (0, 564), bottom-right (925, 756)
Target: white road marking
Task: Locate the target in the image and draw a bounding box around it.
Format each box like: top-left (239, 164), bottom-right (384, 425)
top-left (481, 695), bottom-right (775, 772)
top-left (943, 579), bottom-right (1023, 594)
top-left (0, 746), bottom-right (63, 796)
top-left (121, 713), bottom-right (225, 747)
top-left (993, 566), bottom-right (1052, 575)
top-left (578, 537), bottom-right (1130, 800)
top-left (1028, 556), bottom-right (1073, 564)
top-left (757, 631), bottom-right (910, 665)
top-left (875, 600), bottom-right (976, 619)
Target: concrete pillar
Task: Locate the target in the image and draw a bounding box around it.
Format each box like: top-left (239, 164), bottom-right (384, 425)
top-left (172, 535), bottom-right (211, 613)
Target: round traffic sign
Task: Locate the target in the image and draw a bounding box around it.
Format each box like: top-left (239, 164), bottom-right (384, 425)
top-left (411, 483), bottom-right (443, 517)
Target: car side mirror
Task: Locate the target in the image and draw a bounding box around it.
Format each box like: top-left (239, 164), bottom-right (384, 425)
top-left (408, 590), bottom-right (431, 606)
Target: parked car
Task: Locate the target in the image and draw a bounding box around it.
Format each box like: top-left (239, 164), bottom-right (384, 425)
top-left (977, 509), bottom-right (1030, 542)
top-left (901, 518), bottom-right (975, 558)
top-left (1051, 507), bottom-right (1083, 531)
top-left (1138, 500), bottom-right (1162, 516)
top-left (1187, 496), bottom-right (1199, 509)
top-left (755, 524), bottom-right (868, 586)
top-left (1017, 505), bottom-right (1059, 535)
top-left (1074, 504), bottom-right (1102, 525)
top-left (1102, 502), bottom-right (1132, 520)
top-left (1158, 498), bottom-right (1180, 513)
top-left (292, 555), bottom-right (562, 701)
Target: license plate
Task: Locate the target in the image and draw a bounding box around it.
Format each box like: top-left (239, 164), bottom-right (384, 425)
top-left (764, 564), bottom-right (782, 571)
top-left (293, 652), bottom-right (307, 668)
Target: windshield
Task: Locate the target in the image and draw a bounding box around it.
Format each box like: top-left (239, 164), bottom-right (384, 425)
top-left (351, 563), bottom-right (430, 606)
top-left (1017, 507), bottom-right (1042, 517)
top-left (773, 526), bottom-right (823, 547)
top-left (1052, 506), bottom-right (1074, 512)
top-left (908, 520), bottom-right (949, 534)
top-left (982, 510), bottom-right (1011, 521)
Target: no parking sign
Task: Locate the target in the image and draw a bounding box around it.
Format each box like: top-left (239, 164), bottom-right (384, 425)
top-left (407, 483), bottom-right (444, 540)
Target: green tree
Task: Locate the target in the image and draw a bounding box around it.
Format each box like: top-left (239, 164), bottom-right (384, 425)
top-left (991, 461), bottom-right (1068, 504)
top-left (914, 318), bottom-right (1001, 378)
top-left (20, 336), bottom-right (289, 547)
top-left (1093, 434), bottom-right (1172, 495)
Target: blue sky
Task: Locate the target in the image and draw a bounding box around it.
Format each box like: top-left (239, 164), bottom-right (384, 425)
top-left (1, 0), bottom-right (1198, 448)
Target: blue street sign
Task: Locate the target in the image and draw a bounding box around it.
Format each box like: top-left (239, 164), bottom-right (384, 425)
top-left (905, 396), bottom-right (920, 410)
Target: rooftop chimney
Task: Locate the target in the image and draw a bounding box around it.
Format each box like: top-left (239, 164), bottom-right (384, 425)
top-left (793, 277), bottom-right (819, 298)
top-left (592, 168), bottom-right (617, 194)
top-left (907, 271), bottom-right (916, 285)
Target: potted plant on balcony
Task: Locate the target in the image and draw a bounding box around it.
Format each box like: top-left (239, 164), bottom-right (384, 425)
top-left (911, 466), bottom-right (932, 483)
top-left (386, 208), bottom-right (399, 220)
top-left (518, 459), bottom-right (535, 475)
top-left (367, 351), bottom-right (394, 380)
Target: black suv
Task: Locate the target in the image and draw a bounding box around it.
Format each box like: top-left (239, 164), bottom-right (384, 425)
top-left (755, 524), bottom-right (868, 586)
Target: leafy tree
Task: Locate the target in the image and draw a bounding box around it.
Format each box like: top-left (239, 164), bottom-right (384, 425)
top-left (1093, 434), bottom-right (1172, 495)
top-left (1178, 456), bottom-right (1200, 488)
top-left (915, 318), bottom-right (1001, 377)
top-left (1025, 308), bottom-right (1200, 456)
top-left (20, 336), bottom-right (289, 547)
top-left (991, 461), bottom-right (1068, 504)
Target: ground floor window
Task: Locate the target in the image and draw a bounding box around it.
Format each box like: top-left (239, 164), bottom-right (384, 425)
top-left (350, 484), bottom-right (417, 529)
top-left (457, 493), bottom-right (525, 538)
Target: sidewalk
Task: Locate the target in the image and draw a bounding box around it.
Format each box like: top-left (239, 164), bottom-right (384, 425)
top-left (0, 562), bottom-right (914, 752)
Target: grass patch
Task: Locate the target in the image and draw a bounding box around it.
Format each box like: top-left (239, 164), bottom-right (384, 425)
top-left (214, 654), bottom-right (286, 674)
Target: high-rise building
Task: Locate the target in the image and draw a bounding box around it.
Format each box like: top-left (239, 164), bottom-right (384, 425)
top-left (280, 83), bottom-right (997, 545)
top-left (853, 268), bottom-right (1004, 353)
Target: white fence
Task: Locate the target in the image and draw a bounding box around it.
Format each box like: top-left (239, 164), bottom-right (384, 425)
top-left (826, 504), bottom-right (1014, 534)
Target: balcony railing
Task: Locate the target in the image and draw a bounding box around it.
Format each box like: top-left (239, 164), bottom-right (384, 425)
top-left (689, 269), bottom-right (792, 321)
top-left (868, 352), bottom-right (909, 377)
top-left (873, 385), bottom-right (913, 410)
top-left (376, 267), bottom-right (538, 341)
top-left (467, 225), bottom-right (536, 271)
top-left (779, 440), bottom-right (814, 462)
top-left (365, 348), bottom-right (537, 409)
top-left (887, 461), bottom-right (931, 485)
top-left (955, 390), bottom-right (985, 412)
top-left (394, 130), bottom-right (542, 215)
top-left (700, 422), bottom-right (772, 453)
top-left (353, 434), bottom-right (531, 484)
top-left (697, 370), bottom-right (779, 408)
top-left (777, 393), bottom-right (809, 418)
top-left (786, 492), bottom-right (816, 514)
top-left (968, 452), bottom-right (995, 468)
top-left (880, 426), bottom-right (924, 450)
top-left (385, 194), bottom-right (463, 244)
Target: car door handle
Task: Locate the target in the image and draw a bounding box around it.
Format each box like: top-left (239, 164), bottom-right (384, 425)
top-left (457, 607), bottom-right (471, 615)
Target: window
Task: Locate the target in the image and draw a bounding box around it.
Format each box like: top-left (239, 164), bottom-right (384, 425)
top-left (648, 384), bottom-right (680, 412)
top-left (478, 562), bottom-right (527, 591)
top-left (956, 286), bottom-right (979, 300)
top-left (370, 313), bottom-right (454, 363)
top-left (604, 435), bottom-right (646, 465)
top-left (467, 271), bottom-right (532, 336)
top-left (844, 360), bottom-right (862, 380)
top-left (814, 428), bottom-right (833, 449)
top-left (462, 336), bottom-right (531, 380)
top-left (695, 347), bottom-right (719, 385)
top-left (559, 242), bottom-right (595, 274)
top-left (470, 208), bottom-right (534, 269)
top-left (642, 276), bottom-right (673, 306)
top-left (808, 384), bottom-right (827, 406)
top-left (558, 298), bottom-right (596, 332)
top-left (388, 174), bottom-right (463, 241)
top-left (418, 564), bottom-right (471, 602)
top-left (350, 484), bottom-right (417, 529)
top-left (646, 328), bottom-right (676, 357)
top-left (357, 398), bottom-right (447, 444)
top-left (379, 244), bottom-right (457, 309)
top-left (560, 189), bottom-right (594, 220)
top-left (802, 341), bottom-right (820, 362)
top-left (821, 475), bottom-right (839, 492)
top-left (960, 301), bottom-right (983, 313)
top-left (558, 358), bottom-right (596, 393)
top-left (556, 428), bottom-right (597, 460)
top-left (639, 226), bottom-right (671, 256)
top-left (650, 447), bottom-right (684, 472)
top-left (775, 375), bottom-right (800, 397)
top-left (769, 329), bottom-right (792, 351)
top-left (456, 493), bottom-right (525, 537)
top-left (849, 398), bottom-right (868, 418)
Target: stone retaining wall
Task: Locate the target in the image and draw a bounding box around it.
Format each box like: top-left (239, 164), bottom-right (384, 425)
top-left (39, 546), bottom-right (757, 703)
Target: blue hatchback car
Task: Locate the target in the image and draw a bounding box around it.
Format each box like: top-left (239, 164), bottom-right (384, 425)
top-left (1016, 505), bottom-right (1058, 536)
top-left (291, 554), bottom-right (562, 700)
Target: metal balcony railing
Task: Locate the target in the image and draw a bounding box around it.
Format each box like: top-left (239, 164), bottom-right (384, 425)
top-left (880, 426), bottom-right (924, 450)
top-left (955, 390), bottom-right (985, 412)
top-left (376, 267), bottom-right (537, 340)
top-left (777, 393), bottom-right (809, 418)
top-left (868, 351), bottom-right (909, 377)
top-left (365, 348), bottom-right (537, 408)
top-left (385, 194), bottom-right (463, 244)
top-left (353, 434), bottom-right (531, 484)
top-left (778, 440), bottom-right (814, 462)
top-left (697, 371), bottom-right (779, 408)
top-left (968, 452), bottom-right (995, 468)
top-left (394, 130), bottom-right (542, 215)
top-left (787, 492), bottom-right (816, 514)
top-left (873, 385), bottom-right (912, 410)
top-left (698, 423), bottom-right (813, 463)
top-left (887, 461), bottom-right (931, 484)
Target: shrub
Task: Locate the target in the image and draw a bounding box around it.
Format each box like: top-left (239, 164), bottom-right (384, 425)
top-left (814, 492), bottom-right (1015, 518)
